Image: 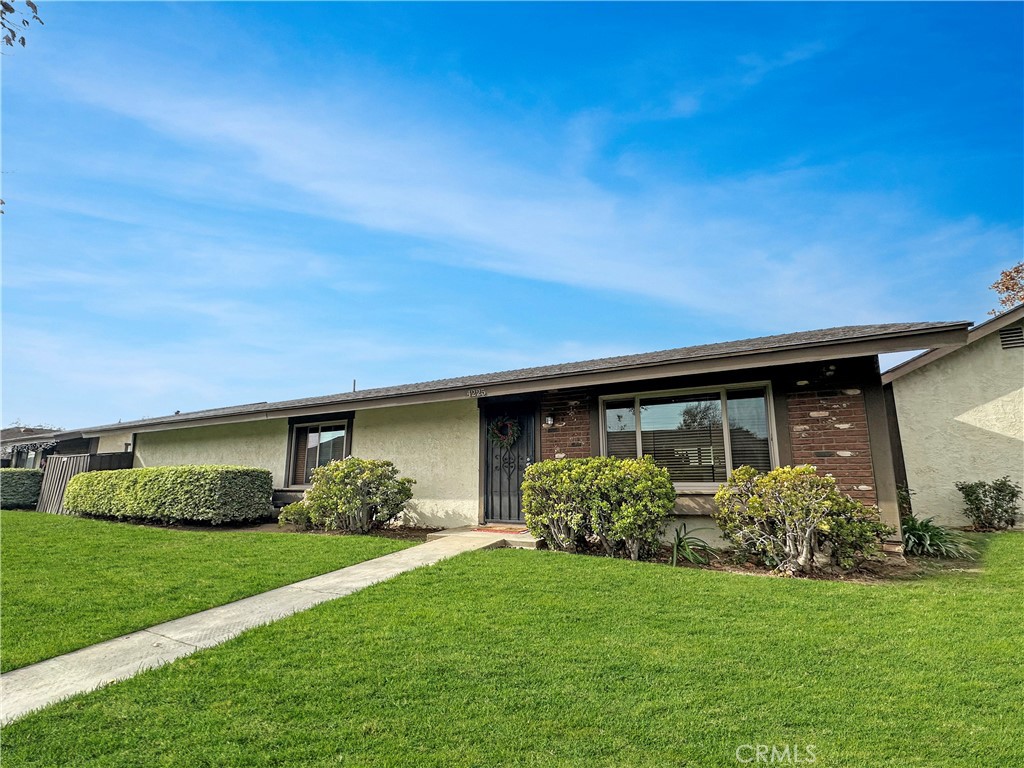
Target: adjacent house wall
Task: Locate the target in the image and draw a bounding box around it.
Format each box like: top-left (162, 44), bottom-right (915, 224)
top-left (134, 419), bottom-right (290, 487)
top-left (891, 328), bottom-right (1024, 526)
top-left (96, 431), bottom-right (135, 454)
top-left (350, 399), bottom-right (480, 529)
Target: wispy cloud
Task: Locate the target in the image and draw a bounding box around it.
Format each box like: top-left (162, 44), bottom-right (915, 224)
top-left (41, 62), bottom-right (1019, 333)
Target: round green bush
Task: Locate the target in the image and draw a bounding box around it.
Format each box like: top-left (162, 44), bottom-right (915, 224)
top-left (522, 456), bottom-right (675, 561)
top-left (279, 457), bottom-right (415, 534)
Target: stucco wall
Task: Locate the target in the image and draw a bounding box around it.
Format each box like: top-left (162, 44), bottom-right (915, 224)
top-left (892, 327), bottom-right (1024, 526)
top-left (351, 399), bottom-right (480, 529)
top-left (134, 419), bottom-right (290, 487)
top-left (96, 431), bottom-right (135, 454)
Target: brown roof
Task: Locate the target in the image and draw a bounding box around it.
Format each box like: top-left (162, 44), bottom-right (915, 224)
top-left (49, 320), bottom-right (968, 436)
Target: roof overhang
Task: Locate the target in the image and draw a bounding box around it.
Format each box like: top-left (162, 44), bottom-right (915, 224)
top-left (882, 306), bottom-right (1024, 384)
top-left (69, 323), bottom-right (969, 438)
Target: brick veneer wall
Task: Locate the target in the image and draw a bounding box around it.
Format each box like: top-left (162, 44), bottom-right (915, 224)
top-left (787, 388), bottom-right (877, 506)
top-left (539, 388), bottom-right (593, 460)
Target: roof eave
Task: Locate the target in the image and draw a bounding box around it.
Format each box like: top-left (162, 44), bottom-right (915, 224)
top-left (78, 323), bottom-right (970, 437)
top-left (883, 305), bottom-right (1023, 383)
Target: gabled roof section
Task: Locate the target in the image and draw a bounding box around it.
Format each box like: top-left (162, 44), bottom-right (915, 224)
top-left (45, 320), bottom-right (968, 437)
top-left (882, 305), bottom-right (1024, 384)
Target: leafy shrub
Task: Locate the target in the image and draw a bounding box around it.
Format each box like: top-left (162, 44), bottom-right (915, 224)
top-left (901, 514), bottom-right (977, 559)
top-left (713, 465), bottom-right (891, 575)
top-left (0, 468), bottom-right (43, 509)
top-left (670, 523), bottom-right (714, 566)
top-left (279, 457), bottom-right (414, 534)
top-left (64, 465), bottom-right (273, 524)
top-left (954, 477), bottom-right (1021, 531)
top-left (522, 456), bottom-right (676, 561)
top-left (897, 484), bottom-right (915, 518)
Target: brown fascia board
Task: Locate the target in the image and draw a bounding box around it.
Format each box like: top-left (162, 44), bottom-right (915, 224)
top-left (882, 305), bottom-right (1024, 384)
top-left (75, 323), bottom-right (970, 438)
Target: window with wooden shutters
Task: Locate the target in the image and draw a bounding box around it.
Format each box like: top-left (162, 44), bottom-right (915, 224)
top-left (291, 422), bottom-right (349, 485)
top-left (601, 384), bottom-right (776, 490)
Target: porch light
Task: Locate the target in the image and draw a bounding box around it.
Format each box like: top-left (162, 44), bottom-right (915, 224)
top-left (544, 414), bottom-right (555, 427)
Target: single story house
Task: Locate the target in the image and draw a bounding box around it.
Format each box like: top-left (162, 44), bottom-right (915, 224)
top-left (883, 305), bottom-right (1024, 527)
top-left (7, 322), bottom-right (972, 538)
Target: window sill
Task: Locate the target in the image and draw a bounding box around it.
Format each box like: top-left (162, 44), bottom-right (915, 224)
top-left (673, 485), bottom-right (720, 496)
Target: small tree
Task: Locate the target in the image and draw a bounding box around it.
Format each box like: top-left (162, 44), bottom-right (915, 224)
top-left (989, 262), bottom-right (1024, 316)
top-left (280, 458), bottom-right (415, 534)
top-left (713, 465), bottom-right (890, 575)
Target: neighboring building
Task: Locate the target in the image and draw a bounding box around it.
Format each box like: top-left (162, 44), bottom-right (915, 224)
top-left (883, 306), bottom-right (1024, 527)
top-left (10, 322), bottom-right (971, 537)
top-left (1, 427), bottom-right (63, 468)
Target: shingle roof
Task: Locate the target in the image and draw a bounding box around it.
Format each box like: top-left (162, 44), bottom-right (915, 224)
top-left (61, 320), bottom-right (968, 435)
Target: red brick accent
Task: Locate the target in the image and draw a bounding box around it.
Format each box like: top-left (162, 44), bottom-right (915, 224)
top-left (786, 389), bottom-right (877, 506)
top-left (539, 388), bottom-right (593, 460)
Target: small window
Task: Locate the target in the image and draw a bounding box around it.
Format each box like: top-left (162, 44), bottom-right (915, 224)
top-left (999, 325), bottom-right (1024, 349)
top-left (291, 422), bottom-right (348, 485)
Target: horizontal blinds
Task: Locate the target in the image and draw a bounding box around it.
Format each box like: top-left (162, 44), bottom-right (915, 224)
top-left (292, 426), bottom-right (309, 485)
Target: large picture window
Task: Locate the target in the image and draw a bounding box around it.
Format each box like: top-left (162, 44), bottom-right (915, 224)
top-left (291, 422), bottom-right (348, 485)
top-left (602, 384), bottom-right (774, 488)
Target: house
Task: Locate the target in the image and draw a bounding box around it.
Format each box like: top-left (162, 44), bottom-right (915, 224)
top-left (883, 306), bottom-right (1024, 527)
top-left (14, 322), bottom-right (972, 538)
top-left (1, 427), bottom-right (63, 468)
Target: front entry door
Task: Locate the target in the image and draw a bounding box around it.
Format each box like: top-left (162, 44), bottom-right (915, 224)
top-left (484, 406), bottom-right (536, 523)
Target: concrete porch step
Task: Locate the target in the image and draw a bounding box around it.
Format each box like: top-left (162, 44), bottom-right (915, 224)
top-left (427, 525), bottom-right (541, 550)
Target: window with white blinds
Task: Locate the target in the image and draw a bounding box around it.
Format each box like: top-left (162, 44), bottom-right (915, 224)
top-left (602, 384), bottom-right (775, 488)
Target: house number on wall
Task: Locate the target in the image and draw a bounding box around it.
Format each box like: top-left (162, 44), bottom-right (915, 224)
top-left (467, 389), bottom-right (487, 397)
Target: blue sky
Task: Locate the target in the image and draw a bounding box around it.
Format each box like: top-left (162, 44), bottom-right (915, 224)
top-left (3, 2), bottom-right (1021, 429)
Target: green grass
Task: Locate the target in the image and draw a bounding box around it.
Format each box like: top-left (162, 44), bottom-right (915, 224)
top-left (3, 533), bottom-right (1022, 767)
top-left (0, 510), bottom-right (413, 671)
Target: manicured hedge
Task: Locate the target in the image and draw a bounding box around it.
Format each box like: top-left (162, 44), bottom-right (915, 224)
top-left (64, 465), bottom-right (273, 524)
top-left (522, 456), bottom-right (676, 560)
top-left (0, 469), bottom-right (44, 510)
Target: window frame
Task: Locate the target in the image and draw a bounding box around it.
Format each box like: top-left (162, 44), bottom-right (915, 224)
top-left (287, 418), bottom-right (352, 488)
top-left (598, 380), bottom-right (779, 493)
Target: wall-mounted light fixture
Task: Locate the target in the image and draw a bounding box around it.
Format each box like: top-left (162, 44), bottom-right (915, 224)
top-left (544, 414), bottom-right (555, 427)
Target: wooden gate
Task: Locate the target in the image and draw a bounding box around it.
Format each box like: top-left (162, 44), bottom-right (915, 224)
top-left (36, 452), bottom-right (134, 514)
top-left (37, 454), bottom-right (91, 514)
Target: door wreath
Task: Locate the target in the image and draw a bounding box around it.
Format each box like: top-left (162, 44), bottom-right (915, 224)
top-left (487, 416), bottom-right (522, 448)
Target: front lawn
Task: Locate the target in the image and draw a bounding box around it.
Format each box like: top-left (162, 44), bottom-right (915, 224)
top-left (3, 531), bottom-right (1021, 767)
top-left (0, 510), bottom-right (413, 671)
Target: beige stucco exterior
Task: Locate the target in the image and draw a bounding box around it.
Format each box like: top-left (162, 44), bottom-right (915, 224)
top-left (351, 399), bottom-right (480, 529)
top-left (891, 324), bottom-right (1024, 526)
top-left (96, 431), bottom-right (135, 454)
top-left (134, 419), bottom-right (290, 487)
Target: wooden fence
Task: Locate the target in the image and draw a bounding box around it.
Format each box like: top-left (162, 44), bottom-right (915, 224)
top-left (37, 452), bottom-right (134, 514)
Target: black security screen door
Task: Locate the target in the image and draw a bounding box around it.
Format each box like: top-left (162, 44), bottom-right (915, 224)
top-left (484, 406), bottom-right (536, 523)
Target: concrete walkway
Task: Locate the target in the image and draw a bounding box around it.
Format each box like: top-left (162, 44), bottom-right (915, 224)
top-left (1, 530), bottom-right (524, 725)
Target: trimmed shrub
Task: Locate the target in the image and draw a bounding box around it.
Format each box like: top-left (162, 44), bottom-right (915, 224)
top-left (713, 465), bottom-right (891, 575)
top-left (279, 457), bottom-right (415, 534)
top-left (954, 477), bottom-right (1021, 531)
top-left (901, 514), bottom-right (977, 559)
top-left (0, 468), bottom-right (44, 509)
top-left (64, 465), bottom-right (273, 524)
top-left (522, 456), bottom-right (676, 561)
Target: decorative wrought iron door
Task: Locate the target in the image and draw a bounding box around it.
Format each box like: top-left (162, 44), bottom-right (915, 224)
top-left (484, 406), bottom-right (536, 523)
